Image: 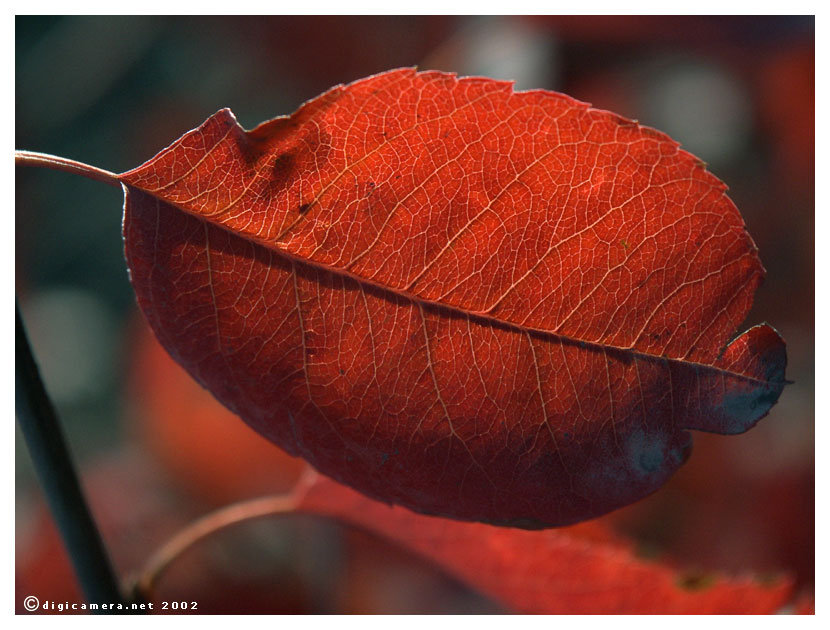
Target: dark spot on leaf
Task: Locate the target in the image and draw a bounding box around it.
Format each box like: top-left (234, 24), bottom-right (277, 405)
top-left (269, 152), bottom-right (296, 190)
top-left (676, 572), bottom-right (716, 591)
top-left (298, 203), bottom-right (311, 214)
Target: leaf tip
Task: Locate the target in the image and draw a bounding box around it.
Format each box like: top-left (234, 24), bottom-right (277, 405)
top-left (685, 324), bottom-right (787, 435)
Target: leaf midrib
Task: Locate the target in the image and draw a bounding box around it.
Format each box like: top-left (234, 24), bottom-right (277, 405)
top-left (122, 182), bottom-right (777, 390)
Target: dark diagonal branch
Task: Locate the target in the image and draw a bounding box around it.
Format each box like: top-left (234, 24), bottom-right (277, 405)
top-left (16, 301), bottom-right (126, 610)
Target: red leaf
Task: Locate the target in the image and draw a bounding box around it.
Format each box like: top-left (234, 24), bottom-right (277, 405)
top-left (119, 68), bottom-right (786, 527)
top-left (294, 472), bottom-right (794, 614)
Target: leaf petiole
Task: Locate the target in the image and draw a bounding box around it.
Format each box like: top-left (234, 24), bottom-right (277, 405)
top-left (130, 493), bottom-right (298, 602)
top-left (15, 150), bottom-right (121, 188)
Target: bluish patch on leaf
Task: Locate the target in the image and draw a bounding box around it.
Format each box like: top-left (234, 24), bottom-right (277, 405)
top-left (626, 429), bottom-right (665, 476)
top-left (719, 384), bottom-right (781, 434)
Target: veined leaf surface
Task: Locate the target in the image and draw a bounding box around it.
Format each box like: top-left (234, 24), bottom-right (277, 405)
top-left (120, 68), bottom-right (785, 527)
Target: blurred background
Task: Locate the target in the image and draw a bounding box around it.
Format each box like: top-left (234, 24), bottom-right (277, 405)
top-left (16, 15), bottom-right (814, 613)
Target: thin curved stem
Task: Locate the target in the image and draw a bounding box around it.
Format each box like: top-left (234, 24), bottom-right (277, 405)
top-left (15, 150), bottom-right (121, 188)
top-left (131, 494), bottom-right (298, 601)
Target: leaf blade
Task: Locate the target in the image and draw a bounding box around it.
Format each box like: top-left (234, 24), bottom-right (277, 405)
top-left (294, 472), bottom-right (794, 614)
top-left (121, 69), bottom-right (786, 526)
